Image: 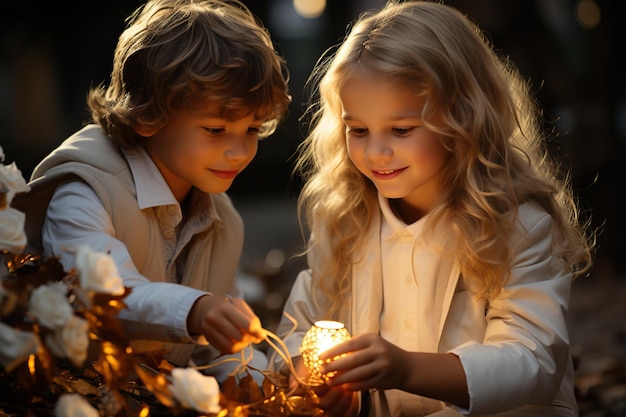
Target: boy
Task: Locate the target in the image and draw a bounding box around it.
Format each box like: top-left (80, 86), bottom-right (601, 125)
top-left (13, 0), bottom-right (290, 382)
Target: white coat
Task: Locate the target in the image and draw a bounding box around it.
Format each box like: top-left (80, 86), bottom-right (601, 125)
top-left (271, 201), bottom-right (577, 416)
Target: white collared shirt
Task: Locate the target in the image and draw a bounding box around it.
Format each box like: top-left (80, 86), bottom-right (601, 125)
top-left (378, 194), bottom-right (451, 415)
top-left (41, 144), bottom-right (212, 343)
top-left (379, 193), bottom-right (429, 351)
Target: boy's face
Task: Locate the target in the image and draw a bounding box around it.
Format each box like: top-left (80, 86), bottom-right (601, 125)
top-left (140, 111), bottom-right (264, 202)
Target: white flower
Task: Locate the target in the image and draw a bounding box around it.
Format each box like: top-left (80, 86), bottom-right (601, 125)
top-left (74, 246), bottom-right (124, 295)
top-left (0, 162), bottom-right (30, 206)
top-left (0, 322), bottom-right (40, 371)
top-left (169, 367), bottom-right (221, 414)
top-left (27, 282), bottom-right (73, 329)
top-left (0, 207), bottom-right (27, 253)
top-left (54, 393), bottom-right (99, 417)
top-left (45, 315), bottom-right (89, 367)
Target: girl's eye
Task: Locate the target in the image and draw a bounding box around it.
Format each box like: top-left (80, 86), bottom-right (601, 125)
top-left (347, 127), bottom-right (368, 137)
top-left (247, 127), bottom-right (260, 135)
top-left (393, 127), bottom-right (415, 135)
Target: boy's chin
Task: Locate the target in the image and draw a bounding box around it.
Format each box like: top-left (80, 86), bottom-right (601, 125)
top-left (197, 181), bottom-right (234, 194)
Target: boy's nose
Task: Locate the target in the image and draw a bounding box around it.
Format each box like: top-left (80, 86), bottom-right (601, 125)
top-left (225, 135), bottom-right (254, 161)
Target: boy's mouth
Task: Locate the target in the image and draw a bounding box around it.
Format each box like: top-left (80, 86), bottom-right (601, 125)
top-left (210, 169), bottom-right (239, 180)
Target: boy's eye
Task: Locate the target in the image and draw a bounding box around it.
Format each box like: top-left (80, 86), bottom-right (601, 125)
top-left (247, 127), bottom-right (260, 134)
top-left (205, 127), bottom-right (225, 136)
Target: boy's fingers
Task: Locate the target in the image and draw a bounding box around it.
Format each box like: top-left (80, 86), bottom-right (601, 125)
top-left (226, 296), bottom-right (266, 341)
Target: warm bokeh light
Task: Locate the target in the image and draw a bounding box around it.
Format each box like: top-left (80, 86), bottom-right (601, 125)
top-left (27, 354), bottom-right (36, 377)
top-left (293, 0), bottom-right (326, 19)
top-left (138, 404), bottom-right (150, 417)
top-left (576, 0), bottom-right (601, 29)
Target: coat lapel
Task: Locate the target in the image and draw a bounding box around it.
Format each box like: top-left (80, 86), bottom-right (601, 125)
top-left (435, 262), bottom-right (461, 350)
top-left (350, 212), bottom-right (384, 336)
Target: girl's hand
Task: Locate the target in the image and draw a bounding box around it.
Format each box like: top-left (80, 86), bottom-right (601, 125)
top-left (187, 294), bottom-right (265, 354)
top-left (312, 383), bottom-right (360, 417)
top-left (289, 357), bottom-right (359, 417)
top-left (320, 333), bottom-right (409, 392)
top-left (288, 356), bottom-right (308, 392)
top-left (320, 335), bottom-right (469, 408)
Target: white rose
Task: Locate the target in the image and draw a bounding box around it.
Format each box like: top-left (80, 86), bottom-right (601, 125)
top-left (28, 282), bottom-right (73, 329)
top-left (0, 322), bottom-right (40, 371)
top-left (74, 246), bottom-right (124, 295)
top-left (0, 162), bottom-right (29, 205)
top-left (0, 207), bottom-right (27, 253)
top-left (54, 393), bottom-right (99, 417)
top-left (45, 315), bottom-right (89, 367)
top-left (169, 367), bottom-right (221, 414)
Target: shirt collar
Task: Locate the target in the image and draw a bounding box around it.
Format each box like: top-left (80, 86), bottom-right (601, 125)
top-left (122, 145), bottom-right (221, 226)
top-left (123, 145), bottom-right (178, 210)
top-left (378, 193), bottom-right (428, 241)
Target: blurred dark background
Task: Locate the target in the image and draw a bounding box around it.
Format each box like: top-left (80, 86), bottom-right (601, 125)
top-left (1, 0), bottom-right (625, 414)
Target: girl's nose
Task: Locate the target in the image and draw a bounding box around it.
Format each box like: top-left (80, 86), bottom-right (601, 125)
top-left (365, 134), bottom-right (392, 160)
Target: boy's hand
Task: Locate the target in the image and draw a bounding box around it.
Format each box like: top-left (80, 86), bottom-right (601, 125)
top-left (187, 294), bottom-right (266, 354)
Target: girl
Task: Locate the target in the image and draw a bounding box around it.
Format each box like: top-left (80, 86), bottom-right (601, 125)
top-left (271, 1), bottom-right (593, 416)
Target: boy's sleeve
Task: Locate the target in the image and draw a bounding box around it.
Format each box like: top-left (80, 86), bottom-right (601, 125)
top-left (42, 180), bottom-right (207, 343)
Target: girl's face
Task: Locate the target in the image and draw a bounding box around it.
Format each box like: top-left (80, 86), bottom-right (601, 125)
top-left (139, 110), bottom-right (263, 202)
top-left (340, 72), bottom-right (450, 220)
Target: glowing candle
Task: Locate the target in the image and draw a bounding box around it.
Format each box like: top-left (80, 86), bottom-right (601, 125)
top-left (300, 320), bottom-right (350, 386)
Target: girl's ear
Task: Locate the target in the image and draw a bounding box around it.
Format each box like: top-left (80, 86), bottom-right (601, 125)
top-left (133, 124), bottom-right (157, 138)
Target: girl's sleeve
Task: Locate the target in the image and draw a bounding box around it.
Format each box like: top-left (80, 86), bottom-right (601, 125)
top-left (450, 206), bottom-right (573, 414)
top-left (42, 180), bottom-right (206, 343)
top-left (268, 268), bottom-right (324, 373)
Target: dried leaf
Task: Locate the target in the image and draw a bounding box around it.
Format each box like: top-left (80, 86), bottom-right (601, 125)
top-left (133, 360), bottom-right (177, 409)
top-left (94, 341), bottom-right (133, 388)
top-left (237, 370), bottom-right (264, 404)
top-left (261, 370), bottom-right (288, 392)
top-left (51, 370), bottom-right (99, 397)
top-left (222, 374), bottom-right (238, 402)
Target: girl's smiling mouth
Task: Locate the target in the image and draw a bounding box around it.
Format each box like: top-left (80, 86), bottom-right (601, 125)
top-left (372, 167), bottom-right (406, 179)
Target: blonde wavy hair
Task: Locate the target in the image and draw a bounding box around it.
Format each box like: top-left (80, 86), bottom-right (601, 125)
top-left (88, 0), bottom-right (290, 148)
top-left (295, 0), bottom-right (594, 315)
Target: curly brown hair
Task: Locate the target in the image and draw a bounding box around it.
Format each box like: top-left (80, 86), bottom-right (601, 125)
top-left (88, 0), bottom-right (290, 148)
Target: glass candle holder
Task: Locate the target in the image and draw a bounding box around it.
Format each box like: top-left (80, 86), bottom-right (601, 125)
top-left (300, 320), bottom-right (350, 386)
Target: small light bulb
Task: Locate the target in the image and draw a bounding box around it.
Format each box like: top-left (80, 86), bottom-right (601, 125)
top-left (300, 320), bottom-right (350, 386)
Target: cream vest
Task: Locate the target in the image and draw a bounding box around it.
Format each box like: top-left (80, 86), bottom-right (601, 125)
top-left (13, 124), bottom-right (243, 297)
